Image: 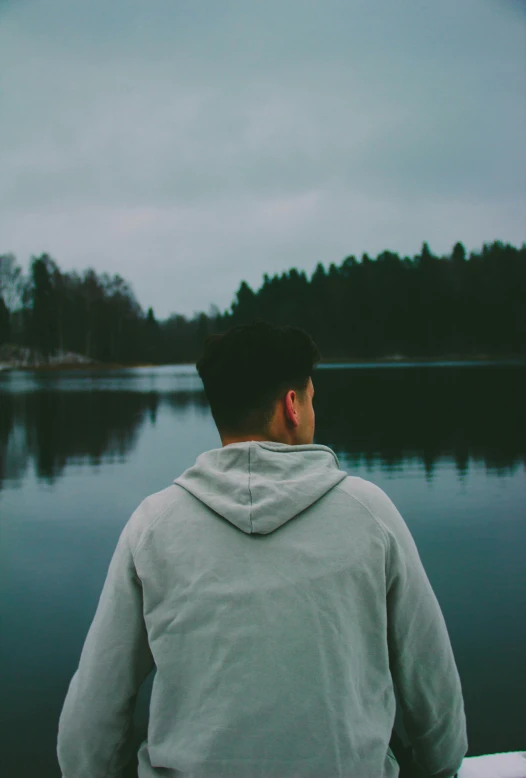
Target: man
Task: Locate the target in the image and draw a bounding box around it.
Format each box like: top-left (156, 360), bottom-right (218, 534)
top-left (58, 321), bottom-right (467, 778)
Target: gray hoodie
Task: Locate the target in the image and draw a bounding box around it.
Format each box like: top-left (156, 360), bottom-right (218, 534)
top-left (57, 442), bottom-right (467, 778)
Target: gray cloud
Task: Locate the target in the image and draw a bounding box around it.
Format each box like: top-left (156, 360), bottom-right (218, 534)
top-left (1, 0), bottom-right (525, 316)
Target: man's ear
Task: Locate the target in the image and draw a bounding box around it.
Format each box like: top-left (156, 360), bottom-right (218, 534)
top-left (284, 390), bottom-right (299, 427)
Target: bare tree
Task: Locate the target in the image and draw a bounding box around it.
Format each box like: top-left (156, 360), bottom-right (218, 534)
top-left (0, 253), bottom-right (24, 311)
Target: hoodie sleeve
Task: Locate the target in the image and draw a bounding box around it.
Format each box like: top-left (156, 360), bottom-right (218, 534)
top-left (57, 522), bottom-right (154, 778)
top-left (354, 480), bottom-right (468, 778)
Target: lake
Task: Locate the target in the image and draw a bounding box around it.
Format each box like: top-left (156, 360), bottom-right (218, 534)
top-left (1, 362), bottom-right (525, 777)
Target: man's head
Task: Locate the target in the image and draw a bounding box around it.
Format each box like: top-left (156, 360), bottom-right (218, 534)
top-left (196, 321), bottom-right (320, 446)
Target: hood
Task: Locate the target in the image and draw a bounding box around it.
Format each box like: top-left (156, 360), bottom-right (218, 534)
top-left (175, 441), bottom-right (347, 534)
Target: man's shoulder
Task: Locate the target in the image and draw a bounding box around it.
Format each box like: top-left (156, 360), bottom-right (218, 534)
top-left (124, 482), bottom-right (191, 554)
top-left (335, 475), bottom-right (407, 539)
top-left (336, 474), bottom-right (393, 513)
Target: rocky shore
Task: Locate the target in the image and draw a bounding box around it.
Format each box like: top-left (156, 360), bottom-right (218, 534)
top-left (0, 343), bottom-right (95, 370)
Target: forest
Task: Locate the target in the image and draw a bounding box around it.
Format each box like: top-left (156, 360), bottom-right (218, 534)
top-left (0, 240), bottom-right (525, 364)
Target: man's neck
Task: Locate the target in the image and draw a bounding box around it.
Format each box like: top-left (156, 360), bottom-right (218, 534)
top-left (221, 432), bottom-right (292, 447)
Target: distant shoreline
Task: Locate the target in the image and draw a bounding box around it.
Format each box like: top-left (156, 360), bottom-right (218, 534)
top-left (2, 353), bottom-right (526, 372)
top-left (318, 353), bottom-right (526, 365)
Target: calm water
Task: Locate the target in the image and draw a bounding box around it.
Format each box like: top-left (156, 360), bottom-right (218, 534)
top-left (1, 363), bottom-right (525, 777)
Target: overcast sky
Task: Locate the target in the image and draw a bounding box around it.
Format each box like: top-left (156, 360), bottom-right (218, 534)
top-left (1, 0), bottom-right (525, 318)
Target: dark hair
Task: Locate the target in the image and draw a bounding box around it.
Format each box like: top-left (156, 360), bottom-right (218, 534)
top-left (196, 321), bottom-right (321, 434)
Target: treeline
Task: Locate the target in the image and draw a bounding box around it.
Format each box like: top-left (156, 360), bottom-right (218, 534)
top-left (1, 240), bottom-right (525, 363)
top-left (229, 241), bottom-right (526, 358)
top-left (0, 253), bottom-right (226, 363)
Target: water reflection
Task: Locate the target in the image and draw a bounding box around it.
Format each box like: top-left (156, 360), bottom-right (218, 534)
top-left (314, 364), bottom-right (526, 479)
top-left (0, 389), bottom-right (208, 488)
top-left (1, 364), bottom-right (524, 489)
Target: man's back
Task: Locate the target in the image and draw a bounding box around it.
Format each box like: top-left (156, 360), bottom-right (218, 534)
top-left (58, 442), bottom-right (467, 778)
